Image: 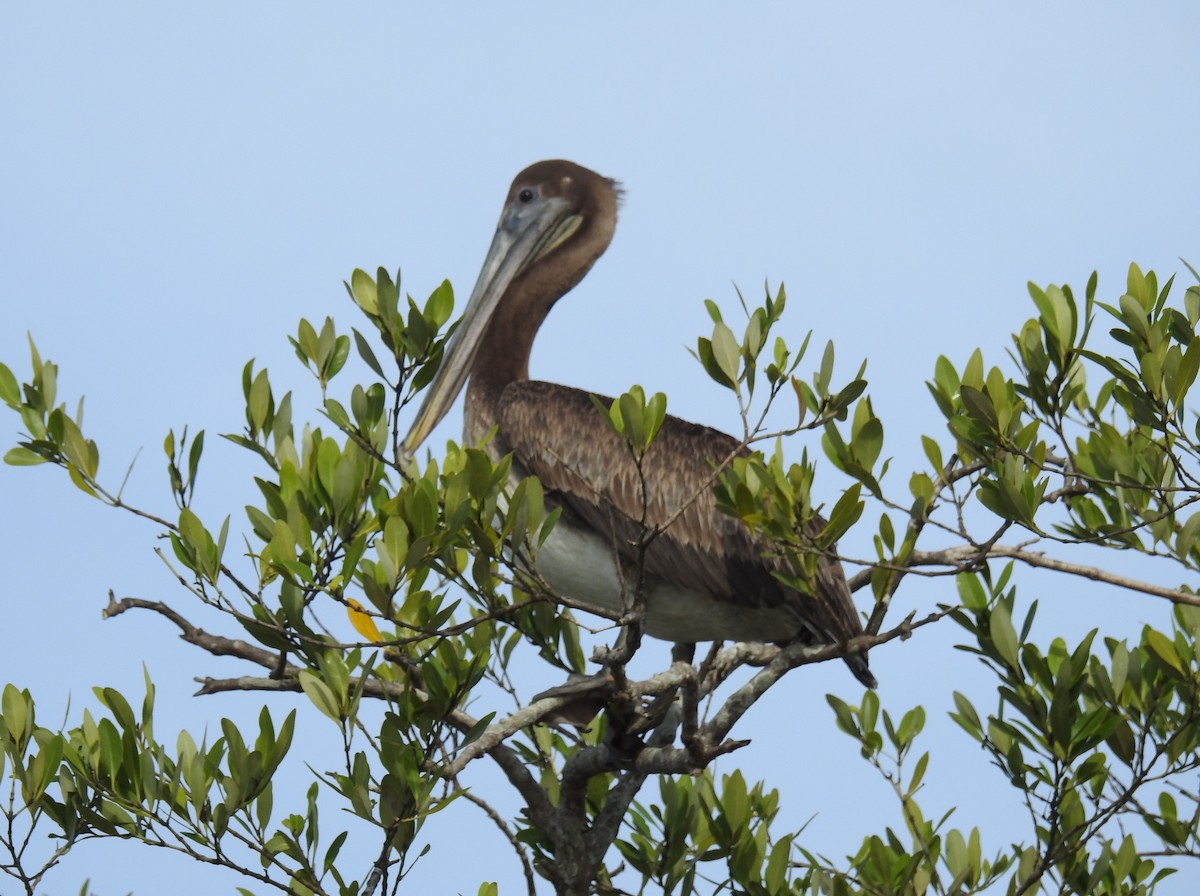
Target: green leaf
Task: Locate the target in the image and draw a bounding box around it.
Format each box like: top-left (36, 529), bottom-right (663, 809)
top-left (644, 391), bottom-right (667, 445)
top-left (425, 279), bottom-right (455, 327)
top-left (352, 328), bottom-right (386, 379)
top-left (68, 463), bottom-right (97, 497)
top-left (921, 434), bottom-right (943, 473)
top-left (988, 603), bottom-right (1020, 669)
top-left (349, 269), bottom-right (380, 315)
top-left (819, 484), bottom-right (863, 544)
top-left (852, 416), bottom-right (883, 469)
top-left (956, 573), bottom-right (987, 610)
top-left (2, 685), bottom-right (31, 747)
top-left (1174, 337), bottom-right (1200, 407)
top-left (326, 334), bottom-right (351, 381)
top-left (909, 751), bottom-right (929, 792)
top-left (0, 362), bottom-right (19, 407)
top-left (188, 429), bottom-right (205, 486)
top-left (711, 321), bottom-right (741, 387)
top-left (296, 318), bottom-right (318, 363)
top-left (618, 390), bottom-right (645, 448)
top-left (959, 385), bottom-right (997, 428)
top-left (826, 694), bottom-right (860, 738)
top-left (1145, 629), bottom-right (1183, 674)
top-left (299, 672), bottom-right (342, 723)
top-left (4, 446), bottom-right (47, 466)
top-left (252, 369), bottom-right (274, 430)
top-left (909, 471), bottom-right (934, 503)
top-left (816, 340), bottom-right (835, 396)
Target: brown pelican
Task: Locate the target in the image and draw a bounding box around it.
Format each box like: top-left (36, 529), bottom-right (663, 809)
top-left (402, 160), bottom-right (875, 688)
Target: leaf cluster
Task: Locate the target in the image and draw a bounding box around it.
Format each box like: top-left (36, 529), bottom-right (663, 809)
top-left (5, 261), bottom-right (1200, 896)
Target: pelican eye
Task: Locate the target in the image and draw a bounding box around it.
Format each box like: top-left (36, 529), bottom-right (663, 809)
top-left (517, 188), bottom-right (535, 203)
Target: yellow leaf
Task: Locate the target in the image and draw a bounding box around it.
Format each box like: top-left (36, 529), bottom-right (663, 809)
top-left (347, 599), bottom-right (384, 643)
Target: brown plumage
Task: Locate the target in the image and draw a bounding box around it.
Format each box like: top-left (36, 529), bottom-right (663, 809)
top-left (403, 160), bottom-right (875, 687)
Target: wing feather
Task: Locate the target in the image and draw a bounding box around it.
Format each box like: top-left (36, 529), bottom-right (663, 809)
top-left (495, 381), bottom-right (873, 687)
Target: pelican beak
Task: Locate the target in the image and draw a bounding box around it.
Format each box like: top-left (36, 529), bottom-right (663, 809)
top-left (401, 195), bottom-right (580, 457)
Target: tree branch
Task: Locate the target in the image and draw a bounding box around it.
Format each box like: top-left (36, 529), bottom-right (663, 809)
top-left (908, 545), bottom-right (1200, 606)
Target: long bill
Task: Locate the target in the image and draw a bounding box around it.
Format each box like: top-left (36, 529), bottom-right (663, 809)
top-left (401, 195), bottom-right (579, 457)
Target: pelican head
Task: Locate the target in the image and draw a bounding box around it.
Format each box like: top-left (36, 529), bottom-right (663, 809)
top-left (403, 160), bottom-right (620, 455)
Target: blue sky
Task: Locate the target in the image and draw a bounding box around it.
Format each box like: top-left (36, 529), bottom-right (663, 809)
top-left (3, 3), bottom-right (1199, 894)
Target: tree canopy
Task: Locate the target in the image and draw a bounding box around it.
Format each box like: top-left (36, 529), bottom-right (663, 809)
top-left (3, 261), bottom-right (1200, 896)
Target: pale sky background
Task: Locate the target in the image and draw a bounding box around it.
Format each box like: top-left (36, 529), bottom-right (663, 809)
top-left (2, 3), bottom-right (1199, 895)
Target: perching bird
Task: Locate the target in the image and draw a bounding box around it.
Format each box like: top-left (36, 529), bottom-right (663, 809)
top-left (402, 160), bottom-right (874, 687)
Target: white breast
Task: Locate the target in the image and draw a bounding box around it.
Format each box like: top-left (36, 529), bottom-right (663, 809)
top-left (530, 516), bottom-right (804, 644)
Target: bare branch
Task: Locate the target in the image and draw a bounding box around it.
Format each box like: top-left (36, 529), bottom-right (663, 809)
top-left (456, 788), bottom-right (538, 896)
top-left (104, 592), bottom-right (285, 671)
top-left (909, 545), bottom-right (1200, 607)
